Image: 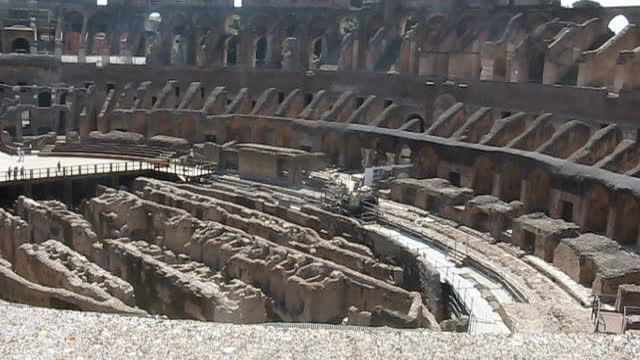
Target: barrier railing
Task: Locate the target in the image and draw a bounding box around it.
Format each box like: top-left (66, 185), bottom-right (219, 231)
top-left (0, 160), bottom-right (216, 184)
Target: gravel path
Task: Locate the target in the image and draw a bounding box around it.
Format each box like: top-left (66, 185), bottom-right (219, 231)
top-left (0, 303), bottom-right (639, 360)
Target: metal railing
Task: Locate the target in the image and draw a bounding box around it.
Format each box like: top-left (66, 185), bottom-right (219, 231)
top-left (0, 160), bottom-right (216, 184)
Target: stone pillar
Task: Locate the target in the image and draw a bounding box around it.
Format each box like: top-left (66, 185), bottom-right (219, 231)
top-left (63, 180), bottom-right (72, 207)
top-left (54, 14), bottom-right (64, 58)
top-left (78, 15), bottom-right (89, 62)
top-left (237, 31), bottom-right (253, 67)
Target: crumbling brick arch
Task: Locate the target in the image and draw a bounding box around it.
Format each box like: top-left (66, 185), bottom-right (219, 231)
top-left (585, 184), bottom-right (610, 234)
top-left (523, 167), bottom-right (551, 213)
top-left (472, 156), bottom-right (495, 195)
top-left (498, 161), bottom-right (522, 202)
top-left (168, 13), bottom-right (193, 65)
top-left (613, 191), bottom-right (640, 246)
top-left (322, 131), bottom-right (341, 165)
top-left (412, 146), bottom-right (439, 179)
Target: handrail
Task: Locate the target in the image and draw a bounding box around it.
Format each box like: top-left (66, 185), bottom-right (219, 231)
top-left (0, 159), bottom-right (216, 183)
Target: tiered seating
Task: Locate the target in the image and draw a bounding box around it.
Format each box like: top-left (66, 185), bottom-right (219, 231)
top-left (44, 143), bottom-right (175, 160)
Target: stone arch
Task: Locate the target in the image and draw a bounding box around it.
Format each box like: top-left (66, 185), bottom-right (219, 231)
top-left (413, 146), bottom-right (439, 179)
top-left (498, 162), bottom-right (522, 202)
top-left (322, 132), bottom-right (341, 165)
top-left (613, 192), bottom-right (640, 245)
top-left (472, 156), bottom-right (494, 195)
top-left (586, 184), bottom-right (610, 234)
top-left (524, 167), bottom-right (551, 213)
top-left (608, 14), bottom-right (629, 35)
top-left (11, 38), bottom-right (30, 53)
top-left (405, 114), bottom-right (426, 132)
top-left (395, 143), bottom-right (412, 165)
top-left (345, 135), bottom-right (363, 170)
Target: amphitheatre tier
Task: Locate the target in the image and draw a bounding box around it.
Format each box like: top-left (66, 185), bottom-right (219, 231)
top-left (1, 0), bottom-right (640, 356)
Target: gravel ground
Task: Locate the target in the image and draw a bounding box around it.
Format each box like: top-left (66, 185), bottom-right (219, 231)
top-left (1, 303), bottom-right (639, 360)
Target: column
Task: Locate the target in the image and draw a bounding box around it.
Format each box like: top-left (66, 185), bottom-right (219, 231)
top-left (78, 14), bottom-right (89, 62)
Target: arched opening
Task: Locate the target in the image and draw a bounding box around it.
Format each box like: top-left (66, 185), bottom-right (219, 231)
top-left (493, 57), bottom-right (507, 81)
top-left (254, 37), bottom-right (267, 66)
top-left (225, 36), bottom-right (239, 66)
top-left (614, 193), bottom-right (639, 245)
top-left (498, 162), bottom-right (522, 202)
top-left (473, 157), bottom-right (494, 195)
top-left (225, 15), bottom-right (241, 35)
top-left (59, 92), bottom-right (67, 105)
top-left (369, 141), bottom-right (393, 167)
top-left (586, 184), bottom-right (610, 234)
top-left (37, 92), bottom-right (52, 107)
top-left (400, 17), bottom-right (417, 36)
top-left (524, 168), bottom-right (551, 213)
top-left (11, 38), bottom-right (30, 53)
top-left (313, 37), bottom-right (323, 59)
top-left (340, 17), bottom-right (360, 36)
top-left (396, 144), bottom-right (412, 165)
top-left (21, 110), bottom-right (31, 135)
top-left (608, 15), bottom-right (629, 35)
top-left (405, 114), bottom-right (426, 132)
top-left (145, 12), bottom-right (162, 32)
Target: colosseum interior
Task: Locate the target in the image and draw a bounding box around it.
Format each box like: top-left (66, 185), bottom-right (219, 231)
top-left (1, 0), bottom-right (640, 358)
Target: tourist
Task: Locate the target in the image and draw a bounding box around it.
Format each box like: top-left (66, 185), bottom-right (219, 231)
top-left (57, 161), bottom-right (61, 173)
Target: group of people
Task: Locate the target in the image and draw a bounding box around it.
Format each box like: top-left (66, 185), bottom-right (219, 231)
top-left (6, 165), bottom-right (25, 180)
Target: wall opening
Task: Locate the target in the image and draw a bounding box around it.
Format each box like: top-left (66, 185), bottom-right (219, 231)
top-left (11, 38), bottom-right (30, 53)
top-left (225, 36), bottom-right (238, 65)
top-left (560, 201), bottom-right (574, 222)
top-left (254, 37), bottom-right (267, 66)
top-left (608, 15), bottom-right (629, 35)
top-left (37, 92), bottom-right (52, 107)
top-left (449, 172), bottom-right (461, 187)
